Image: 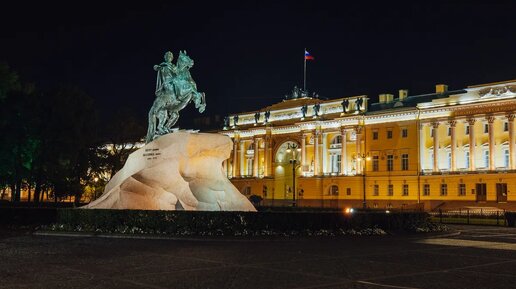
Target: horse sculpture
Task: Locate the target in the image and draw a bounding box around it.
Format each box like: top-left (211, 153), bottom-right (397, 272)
top-left (146, 51), bottom-right (206, 143)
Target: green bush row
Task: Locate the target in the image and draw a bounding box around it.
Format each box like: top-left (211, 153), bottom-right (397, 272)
top-left (506, 212), bottom-right (516, 227)
top-left (54, 209), bottom-right (430, 236)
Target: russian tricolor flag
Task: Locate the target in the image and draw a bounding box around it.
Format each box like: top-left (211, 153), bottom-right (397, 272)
top-left (305, 50), bottom-right (314, 61)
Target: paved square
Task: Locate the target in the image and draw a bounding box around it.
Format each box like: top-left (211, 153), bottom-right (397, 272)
top-left (1, 225), bottom-right (515, 289)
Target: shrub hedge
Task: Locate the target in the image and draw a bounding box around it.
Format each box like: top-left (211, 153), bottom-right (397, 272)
top-left (0, 207), bottom-right (58, 226)
top-left (506, 211), bottom-right (516, 227)
top-left (52, 209), bottom-right (430, 236)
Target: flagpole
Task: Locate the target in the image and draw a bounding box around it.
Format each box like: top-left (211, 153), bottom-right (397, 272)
top-left (303, 48), bottom-right (307, 91)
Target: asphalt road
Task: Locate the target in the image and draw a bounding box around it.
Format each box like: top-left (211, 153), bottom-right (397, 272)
top-left (0, 225), bottom-right (515, 289)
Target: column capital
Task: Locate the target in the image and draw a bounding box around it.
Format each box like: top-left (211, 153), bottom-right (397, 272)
top-left (354, 125), bottom-right (363, 134)
top-left (467, 117), bottom-right (476, 125)
top-left (486, 115), bottom-right (495, 123)
top-left (448, 119), bottom-right (457, 127)
top-left (431, 121), bottom-right (440, 128)
top-left (507, 113), bottom-right (515, 122)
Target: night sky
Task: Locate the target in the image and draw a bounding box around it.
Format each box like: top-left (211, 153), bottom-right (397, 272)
top-left (1, 1), bottom-right (515, 128)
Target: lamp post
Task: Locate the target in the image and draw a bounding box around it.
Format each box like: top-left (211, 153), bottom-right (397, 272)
top-left (286, 143), bottom-right (301, 207)
top-left (354, 153), bottom-right (370, 209)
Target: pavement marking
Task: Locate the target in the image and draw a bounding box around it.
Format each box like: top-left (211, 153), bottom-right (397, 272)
top-left (418, 238), bottom-right (516, 251)
top-left (466, 233), bottom-right (516, 237)
top-left (356, 280), bottom-right (421, 289)
top-left (363, 259), bottom-right (516, 282)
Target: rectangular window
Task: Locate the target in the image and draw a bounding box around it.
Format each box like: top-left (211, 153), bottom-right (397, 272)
top-left (346, 188), bottom-right (351, 195)
top-left (458, 184), bottom-right (466, 196)
top-left (387, 184), bottom-right (393, 196)
top-left (484, 124), bottom-right (489, 134)
top-left (402, 184), bottom-right (409, 196)
top-left (372, 131), bottom-right (378, 140)
top-left (447, 127), bottom-right (451, 136)
top-left (465, 151), bottom-right (470, 168)
top-left (431, 128), bottom-right (434, 138)
top-left (465, 125), bottom-right (470, 135)
top-left (387, 130), bottom-right (393, 139)
top-left (372, 156), bottom-right (379, 171)
top-left (505, 149), bottom-right (510, 168)
top-left (402, 128), bottom-right (408, 138)
top-left (448, 152), bottom-right (452, 169)
top-left (484, 150), bottom-right (489, 167)
top-left (504, 122), bottom-right (509, 132)
top-left (440, 184), bottom-right (448, 196)
top-left (423, 184), bottom-right (430, 196)
top-left (401, 154), bottom-right (409, 170)
top-left (387, 155), bottom-right (394, 171)
top-left (373, 185), bottom-right (379, 196)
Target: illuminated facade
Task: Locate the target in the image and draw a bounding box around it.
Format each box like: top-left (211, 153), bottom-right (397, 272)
top-left (220, 80), bottom-right (516, 210)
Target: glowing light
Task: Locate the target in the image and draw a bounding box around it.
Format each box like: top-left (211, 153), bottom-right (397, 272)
top-left (344, 208), bottom-right (354, 214)
top-left (386, 210), bottom-right (390, 214)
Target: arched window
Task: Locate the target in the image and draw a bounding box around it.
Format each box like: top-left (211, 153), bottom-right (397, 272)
top-left (332, 135), bottom-right (342, 144)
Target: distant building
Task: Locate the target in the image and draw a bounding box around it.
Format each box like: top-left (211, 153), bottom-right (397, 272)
top-left (219, 80), bottom-right (516, 211)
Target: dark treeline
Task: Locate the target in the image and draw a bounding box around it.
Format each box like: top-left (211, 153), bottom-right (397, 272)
top-left (0, 63), bottom-right (145, 204)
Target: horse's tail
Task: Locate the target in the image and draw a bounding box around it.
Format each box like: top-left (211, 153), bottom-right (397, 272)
top-left (145, 107), bottom-right (156, 143)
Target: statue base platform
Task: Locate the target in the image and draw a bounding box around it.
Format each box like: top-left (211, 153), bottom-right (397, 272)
top-left (84, 132), bottom-right (256, 211)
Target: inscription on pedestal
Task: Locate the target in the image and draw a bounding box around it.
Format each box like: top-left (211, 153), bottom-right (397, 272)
top-left (143, 148), bottom-right (161, 160)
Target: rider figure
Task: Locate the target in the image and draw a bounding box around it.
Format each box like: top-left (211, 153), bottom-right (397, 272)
top-left (154, 51), bottom-right (177, 102)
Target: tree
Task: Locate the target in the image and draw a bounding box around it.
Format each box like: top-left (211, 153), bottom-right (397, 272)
top-left (0, 64), bottom-right (36, 202)
top-left (100, 107), bottom-right (145, 180)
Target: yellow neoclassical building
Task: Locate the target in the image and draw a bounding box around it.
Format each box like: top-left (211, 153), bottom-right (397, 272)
top-left (220, 80), bottom-right (516, 211)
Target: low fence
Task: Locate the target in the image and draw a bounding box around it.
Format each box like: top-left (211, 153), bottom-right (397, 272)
top-left (430, 208), bottom-right (508, 226)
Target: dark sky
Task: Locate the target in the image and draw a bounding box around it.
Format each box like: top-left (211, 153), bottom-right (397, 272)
top-left (1, 1), bottom-right (515, 128)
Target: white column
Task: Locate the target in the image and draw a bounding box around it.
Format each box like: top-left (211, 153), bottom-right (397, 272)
top-left (468, 118), bottom-right (476, 171)
top-left (301, 133), bottom-right (307, 171)
top-left (449, 120), bottom-right (456, 171)
top-left (263, 136), bottom-right (268, 177)
top-left (487, 116), bottom-right (495, 170)
top-left (340, 128), bottom-right (347, 175)
top-left (432, 121), bottom-right (439, 172)
top-left (239, 141), bottom-right (245, 176)
top-left (322, 132), bottom-right (328, 174)
top-left (232, 138), bottom-right (239, 177)
top-left (419, 123), bottom-right (426, 170)
top-left (508, 114), bottom-right (515, 170)
top-left (253, 138), bottom-right (260, 177)
top-left (355, 126), bottom-right (362, 174)
top-left (266, 131), bottom-right (272, 177)
top-left (314, 130), bottom-right (320, 176)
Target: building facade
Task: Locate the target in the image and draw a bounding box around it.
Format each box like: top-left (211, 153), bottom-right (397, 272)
top-left (220, 80), bottom-right (516, 211)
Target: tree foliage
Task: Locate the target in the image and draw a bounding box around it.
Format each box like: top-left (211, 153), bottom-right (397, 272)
top-left (0, 64), bottom-right (145, 204)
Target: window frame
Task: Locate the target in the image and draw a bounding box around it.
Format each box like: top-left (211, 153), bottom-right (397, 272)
top-left (440, 183), bottom-right (448, 196)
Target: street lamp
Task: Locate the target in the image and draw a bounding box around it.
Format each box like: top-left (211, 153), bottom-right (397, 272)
top-left (286, 143), bottom-right (302, 207)
top-left (354, 153), bottom-right (371, 209)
